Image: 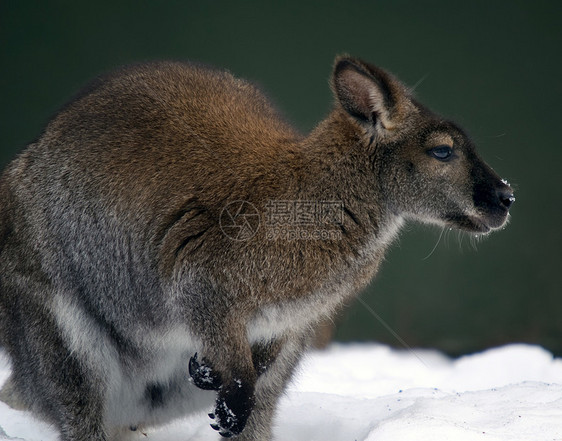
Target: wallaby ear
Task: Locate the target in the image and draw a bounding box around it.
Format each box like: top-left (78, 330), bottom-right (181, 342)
top-left (332, 56), bottom-right (399, 130)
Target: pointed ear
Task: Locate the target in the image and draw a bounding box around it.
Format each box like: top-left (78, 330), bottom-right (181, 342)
top-left (332, 56), bottom-right (400, 130)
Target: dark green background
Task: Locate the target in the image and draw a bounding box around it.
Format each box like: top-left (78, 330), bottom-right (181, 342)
top-left (1, 1), bottom-right (560, 356)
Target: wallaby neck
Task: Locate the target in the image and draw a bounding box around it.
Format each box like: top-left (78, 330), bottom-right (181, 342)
top-left (293, 110), bottom-right (397, 242)
top-left (249, 110), bottom-right (403, 283)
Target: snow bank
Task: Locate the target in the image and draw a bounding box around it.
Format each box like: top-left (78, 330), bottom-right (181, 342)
top-left (1, 344), bottom-right (561, 440)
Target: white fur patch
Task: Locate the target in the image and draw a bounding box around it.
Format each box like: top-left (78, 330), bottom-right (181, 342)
top-left (50, 293), bottom-right (121, 381)
top-left (247, 297), bottom-right (324, 343)
top-left (49, 294), bottom-right (213, 429)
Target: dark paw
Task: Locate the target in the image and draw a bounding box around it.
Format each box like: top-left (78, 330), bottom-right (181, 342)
top-left (211, 422), bottom-right (233, 438)
top-left (209, 380), bottom-right (255, 437)
top-left (188, 353), bottom-right (222, 391)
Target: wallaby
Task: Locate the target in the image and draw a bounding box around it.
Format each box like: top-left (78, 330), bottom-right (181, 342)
top-left (0, 55), bottom-right (514, 440)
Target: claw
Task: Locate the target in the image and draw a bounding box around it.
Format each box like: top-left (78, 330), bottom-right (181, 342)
top-left (208, 412), bottom-right (215, 419)
top-left (188, 352), bottom-right (199, 378)
top-left (219, 431), bottom-right (233, 438)
top-left (210, 423), bottom-right (220, 431)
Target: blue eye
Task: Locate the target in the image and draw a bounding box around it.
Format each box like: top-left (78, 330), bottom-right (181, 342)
top-left (429, 145), bottom-right (453, 161)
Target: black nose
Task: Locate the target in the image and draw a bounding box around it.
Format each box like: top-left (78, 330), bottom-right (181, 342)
top-left (497, 188), bottom-right (515, 209)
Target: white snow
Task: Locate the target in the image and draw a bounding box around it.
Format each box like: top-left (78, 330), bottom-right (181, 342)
top-left (1, 343), bottom-right (561, 440)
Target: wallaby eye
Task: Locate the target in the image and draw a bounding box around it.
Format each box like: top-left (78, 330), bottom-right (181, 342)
top-left (429, 145), bottom-right (453, 161)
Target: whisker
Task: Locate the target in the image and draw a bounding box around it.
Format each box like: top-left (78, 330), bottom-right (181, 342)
top-left (443, 228), bottom-right (453, 247)
top-left (457, 230), bottom-right (465, 250)
top-left (411, 73), bottom-right (430, 92)
top-left (356, 296), bottom-right (430, 368)
top-left (469, 235), bottom-right (477, 251)
top-left (422, 227), bottom-right (445, 260)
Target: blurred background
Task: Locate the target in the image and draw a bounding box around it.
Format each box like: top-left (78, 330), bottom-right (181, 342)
top-left (1, 1), bottom-right (560, 356)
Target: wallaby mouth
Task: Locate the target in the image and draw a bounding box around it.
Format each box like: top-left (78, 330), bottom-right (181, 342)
top-left (445, 210), bottom-right (511, 234)
top-left (465, 212), bottom-right (510, 233)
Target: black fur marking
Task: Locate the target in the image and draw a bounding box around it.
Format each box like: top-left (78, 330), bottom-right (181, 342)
top-left (174, 229), bottom-right (207, 258)
top-left (156, 200), bottom-right (208, 247)
top-left (251, 339), bottom-right (283, 376)
top-left (406, 161), bottom-right (415, 174)
top-left (145, 383), bottom-right (165, 408)
top-left (343, 206), bottom-right (361, 227)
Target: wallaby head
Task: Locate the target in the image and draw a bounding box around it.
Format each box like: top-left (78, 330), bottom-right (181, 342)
top-left (331, 55), bottom-right (514, 234)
